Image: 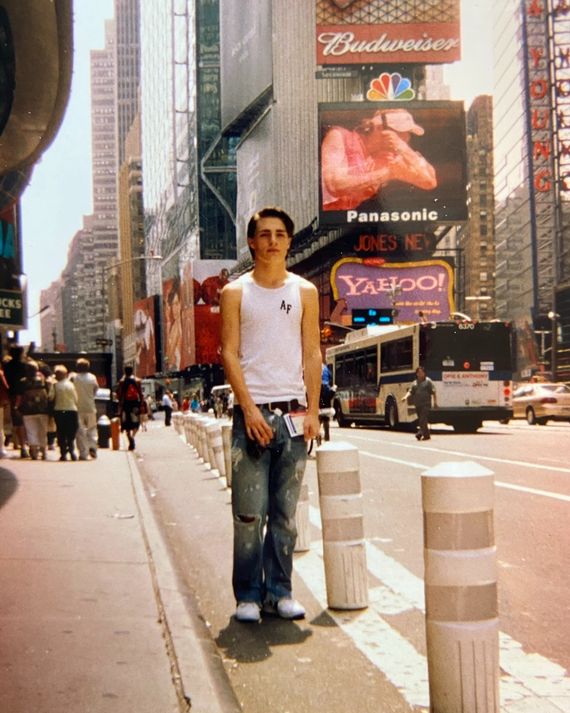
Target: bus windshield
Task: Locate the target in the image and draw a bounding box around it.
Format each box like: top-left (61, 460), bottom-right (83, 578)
top-left (420, 322), bottom-right (513, 372)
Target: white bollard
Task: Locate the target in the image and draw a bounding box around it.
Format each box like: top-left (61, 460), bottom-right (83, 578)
top-left (294, 482), bottom-right (310, 552)
top-left (206, 420), bottom-right (225, 477)
top-left (316, 442), bottom-right (368, 610)
top-left (221, 421), bottom-right (232, 488)
top-left (189, 414), bottom-right (200, 451)
top-left (197, 417), bottom-right (209, 464)
top-left (183, 413), bottom-right (192, 445)
top-left (421, 461), bottom-right (499, 713)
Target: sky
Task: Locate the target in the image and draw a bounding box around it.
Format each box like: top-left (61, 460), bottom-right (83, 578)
top-left (18, 0), bottom-right (494, 346)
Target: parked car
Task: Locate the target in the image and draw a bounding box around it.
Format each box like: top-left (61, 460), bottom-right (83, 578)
top-left (512, 382), bottom-right (570, 424)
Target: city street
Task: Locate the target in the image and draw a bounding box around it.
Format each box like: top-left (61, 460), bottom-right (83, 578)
top-left (134, 416), bottom-right (570, 713)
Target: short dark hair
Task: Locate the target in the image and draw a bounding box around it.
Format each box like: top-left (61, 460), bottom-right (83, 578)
top-left (124, 365), bottom-right (134, 377)
top-left (246, 206), bottom-right (294, 259)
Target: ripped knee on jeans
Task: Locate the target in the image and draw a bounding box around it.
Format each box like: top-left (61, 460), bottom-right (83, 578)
top-left (236, 514), bottom-right (258, 524)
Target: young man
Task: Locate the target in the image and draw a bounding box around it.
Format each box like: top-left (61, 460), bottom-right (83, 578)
top-left (220, 206), bottom-right (321, 623)
top-left (402, 366), bottom-right (437, 440)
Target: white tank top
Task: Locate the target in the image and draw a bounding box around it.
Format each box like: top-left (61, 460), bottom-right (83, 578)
top-left (238, 272), bottom-right (306, 405)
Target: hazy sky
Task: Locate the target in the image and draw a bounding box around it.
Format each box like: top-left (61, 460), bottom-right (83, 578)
top-left (18, 0), bottom-right (493, 346)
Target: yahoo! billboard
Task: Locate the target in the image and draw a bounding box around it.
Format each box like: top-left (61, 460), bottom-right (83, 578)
top-left (319, 102), bottom-right (468, 230)
top-left (331, 257), bottom-right (455, 323)
top-left (316, 0), bottom-right (460, 67)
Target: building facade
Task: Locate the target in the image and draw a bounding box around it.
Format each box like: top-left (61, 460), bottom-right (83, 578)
top-left (493, 0), bottom-right (570, 378)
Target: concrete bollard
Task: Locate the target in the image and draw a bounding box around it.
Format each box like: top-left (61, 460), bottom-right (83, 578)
top-left (316, 442), bottom-right (368, 609)
top-left (183, 413), bottom-right (192, 445)
top-left (294, 481), bottom-right (310, 552)
top-left (421, 461), bottom-right (499, 713)
top-left (206, 420), bottom-right (225, 477)
top-left (195, 416), bottom-right (207, 464)
top-left (220, 420), bottom-right (232, 488)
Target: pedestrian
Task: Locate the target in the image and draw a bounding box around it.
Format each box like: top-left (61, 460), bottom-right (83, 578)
top-left (3, 345), bottom-right (29, 457)
top-left (72, 357), bottom-right (99, 460)
top-left (161, 390), bottom-right (173, 426)
top-left (38, 362), bottom-right (57, 450)
top-left (17, 359), bottom-right (51, 460)
top-left (0, 361), bottom-right (10, 457)
top-left (116, 366), bottom-right (143, 450)
top-left (220, 206), bottom-right (321, 623)
top-left (401, 366), bottom-right (437, 441)
top-left (53, 364), bottom-right (79, 461)
top-left (191, 393), bottom-right (200, 413)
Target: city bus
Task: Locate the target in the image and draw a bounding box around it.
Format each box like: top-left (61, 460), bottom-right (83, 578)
top-left (326, 320), bottom-right (514, 433)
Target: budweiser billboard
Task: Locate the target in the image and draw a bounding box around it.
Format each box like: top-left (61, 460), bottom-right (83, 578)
top-left (316, 0), bottom-right (461, 66)
top-left (318, 101), bottom-right (468, 229)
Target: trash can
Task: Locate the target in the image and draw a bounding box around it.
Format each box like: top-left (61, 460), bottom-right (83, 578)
top-left (97, 415), bottom-right (111, 448)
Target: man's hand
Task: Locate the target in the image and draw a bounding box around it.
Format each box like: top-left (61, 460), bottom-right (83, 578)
top-left (243, 406), bottom-right (274, 446)
top-left (303, 413), bottom-right (320, 442)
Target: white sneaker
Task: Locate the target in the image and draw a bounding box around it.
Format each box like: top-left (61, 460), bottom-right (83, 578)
top-left (264, 597), bottom-right (306, 620)
top-left (235, 601), bottom-right (261, 623)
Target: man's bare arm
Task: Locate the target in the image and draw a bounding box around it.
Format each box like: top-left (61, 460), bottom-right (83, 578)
top-left (301, 282), bottom-right (322, 441)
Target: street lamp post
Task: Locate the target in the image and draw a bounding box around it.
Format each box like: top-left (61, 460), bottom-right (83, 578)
top-left (548, 310), bottom-right (560, 381)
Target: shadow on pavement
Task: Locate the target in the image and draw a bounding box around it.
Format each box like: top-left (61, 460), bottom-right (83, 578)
top-left (0, 467), bottom-right (18, 510)
top-left (216, 615), bottom-right (313, 663)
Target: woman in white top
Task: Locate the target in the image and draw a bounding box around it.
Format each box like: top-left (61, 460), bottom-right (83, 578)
top-left (53, 365), bottom-right (79, 461)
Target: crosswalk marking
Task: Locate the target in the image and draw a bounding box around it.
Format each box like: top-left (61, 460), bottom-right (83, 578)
top-left (294, 504), bottom-right (570, 710)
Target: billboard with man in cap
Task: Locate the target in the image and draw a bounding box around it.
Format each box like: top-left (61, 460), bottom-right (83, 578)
top-left (318, 101), bottom-right (468, 230)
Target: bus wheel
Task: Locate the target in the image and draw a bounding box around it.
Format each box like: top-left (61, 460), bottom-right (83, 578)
top-left (385, 400), bottom-right (399, 429)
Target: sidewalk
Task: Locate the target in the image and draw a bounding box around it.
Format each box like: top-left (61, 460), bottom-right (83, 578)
top-left (0, 433), bottom-right (239, 713)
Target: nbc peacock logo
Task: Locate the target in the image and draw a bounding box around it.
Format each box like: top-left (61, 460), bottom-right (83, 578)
top-left (366, 73), bottom-right (416, 102)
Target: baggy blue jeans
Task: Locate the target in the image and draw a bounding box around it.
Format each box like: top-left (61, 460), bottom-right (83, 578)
top-left (231, 406), bottom-right (307, 605)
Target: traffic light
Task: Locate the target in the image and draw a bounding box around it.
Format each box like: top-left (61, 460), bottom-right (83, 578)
top-left (351, 308), bottom-right (394, 327)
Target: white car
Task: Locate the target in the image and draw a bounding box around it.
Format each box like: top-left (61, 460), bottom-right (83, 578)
top-left (512, 382), bottom-right (570, 424)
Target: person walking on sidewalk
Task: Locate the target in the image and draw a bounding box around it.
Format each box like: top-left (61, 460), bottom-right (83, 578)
top-left (220, 206), bottom-right (321, 624)
top-left (116, 366), bottom-right (143, 450)
top-left (17, 359), bottom-right (52, 460)
top-left (53, 365), bottom-right (79, 461)
top-left (161, 390), bottom-right (173, 427)
top-left (72, 358), bottom-right (99, 460)
top-left (402, 366), bottom-right (437, 441)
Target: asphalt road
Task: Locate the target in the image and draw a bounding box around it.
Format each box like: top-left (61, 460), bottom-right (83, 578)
top-left (135, 417), bottom-right (570, 713)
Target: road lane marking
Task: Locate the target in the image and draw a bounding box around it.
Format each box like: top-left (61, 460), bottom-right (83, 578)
top-left (348, 433), bottom-right (570, 475)
top-left (493, 481), bottom-right (570, 503)
top-left (298, 505), bottom-right (570, 708)
top-left (295, 544), bottom-right (430, 710)
top-left (355, 447), bottom-right (570, 503)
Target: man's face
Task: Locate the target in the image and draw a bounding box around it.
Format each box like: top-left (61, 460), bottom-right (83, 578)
top-left (248, 216), bottom-right (292, 263)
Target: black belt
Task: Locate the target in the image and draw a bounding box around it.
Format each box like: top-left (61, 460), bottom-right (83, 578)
top-left (256, 399), bottom-right (302, 414)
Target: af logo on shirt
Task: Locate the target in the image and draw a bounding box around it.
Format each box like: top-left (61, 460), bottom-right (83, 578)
top-left (280, 300), bottom-right (292, 315)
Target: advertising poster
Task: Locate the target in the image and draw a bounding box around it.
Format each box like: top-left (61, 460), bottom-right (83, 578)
top-left (316, 0), bottom-right (460, 67)
top-left (319, 101), bottom-right (468, 229)
top-left (0, 204), bottom-right (24, 328)
top-left (133, 295), bottom-right (158, 378)
top-left (220, 0), bottom-right (272, 131)
top-left (331, 257), bottom-right (455, 323)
